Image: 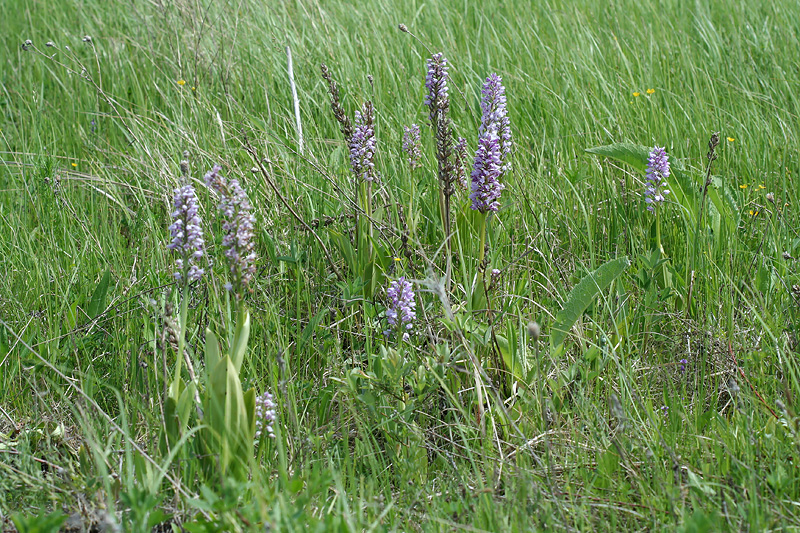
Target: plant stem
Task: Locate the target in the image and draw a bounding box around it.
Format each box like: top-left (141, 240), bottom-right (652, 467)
top-left (478, 214), bottom-right (487, 266)
top-left (171, 280), bottom-right (189, 398)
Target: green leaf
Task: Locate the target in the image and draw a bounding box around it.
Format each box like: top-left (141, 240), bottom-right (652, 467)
top-left (87, 270), bottom-right (111, 319)
top-left (204, 329), bottom-right (221, 378)
top-left (298, 308), bottom-right (328, 353)
top-left (550, 257), bottom-right (630, 352)
top-left (496, 332), bottom-right (523, 380)
top-left (177, 381), bottom-right (196, 429)
top-left (205, 355), bottom-right (250, 478)
top-left (64, 298), bottom-right (80, 331)
top-left (586, 143), bottom-right (651, 171)
top-left (686, 469), bottom-right (715, 496)
top-left (330, 229), bottom-right (356, 272)
top-left (243, 388), bottom-right (256, 441)
top-left (231, 310), bottom-right (250, 373)
top-left (11, 510), bottom-right (67, 532)
top-left (587, 143), bottom-right (698, 224)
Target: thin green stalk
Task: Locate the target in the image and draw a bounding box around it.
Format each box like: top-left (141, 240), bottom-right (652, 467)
top-left (478, 214), bottom-right (487, 266)
top-left (171, 280), bottom-right (189, 398)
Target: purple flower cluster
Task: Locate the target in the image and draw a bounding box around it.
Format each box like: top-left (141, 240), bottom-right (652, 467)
top-left (470, 130), bottom-right (505, 213)
top-left (479, 74), bottom-right (512, 174)
top-left (167, 184), bottom-right (205, 282)
top-left (255, 390), bottom-right (277, 439)
top-left (350, 102), bottom-right (377, 182)
top-left (679, 358), bottom-right (688, 372)
top-left (470, 74), bottom-right (511, 213)
top-left (424, 53), bottom-right (450, 124)
top-left (384, 277), bottom-right (416, 341)
top-left (204, 165), bottom-right (257, 296)
top-left (402, 124), bottom-right (421, 171)
top-left (645, 146), bottom-right (671, 212)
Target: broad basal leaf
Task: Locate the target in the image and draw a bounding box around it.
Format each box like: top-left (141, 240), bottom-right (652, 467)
top-left (550, 257), bottom-right (630, 352)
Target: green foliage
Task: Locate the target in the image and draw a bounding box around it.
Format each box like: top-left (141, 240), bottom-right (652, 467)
top-left (87, 270), bottom-right (111, 320)
top-left (11, 511), bottom-right (67, 533)
top-left (2, 0), bottom-right (800, 529)
top-left (200, 314), bottom-right (257, 481)
top-left (550, 256), bottom-right (630, 351)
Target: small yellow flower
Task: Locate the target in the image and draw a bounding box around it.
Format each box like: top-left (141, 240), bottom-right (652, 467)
top-left (177, 79), bottom-right (186, 86)
top-left (633, 92), bottom-right (641, 97)
top-left (191, 86), bottom-right (196, 91)
top-left (646, 88), bottom-right (655, 94)
top-left (727, 137), bottom-right (735, 142)
top-left (758, 184), bottom-right (766, 190)
top-left (739, 184), bottom-right (748, 189)
top-left (71, 162), bottom-right (77, 168)
top-left (394, 257), bottom-right (401, 262)
top-left (749, 210), bottom-right (759, 216)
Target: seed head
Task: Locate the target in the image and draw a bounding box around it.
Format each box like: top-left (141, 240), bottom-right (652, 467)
top-left (708, 132), bottom-right (720, 161)
top-left (527, 321), bottom-right (541, 341)
top-left (454, 137), bottom-right (469, 189)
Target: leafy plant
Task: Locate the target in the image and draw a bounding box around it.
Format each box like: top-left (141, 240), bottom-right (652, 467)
top-left (550, 256), bottom-right (630, 352)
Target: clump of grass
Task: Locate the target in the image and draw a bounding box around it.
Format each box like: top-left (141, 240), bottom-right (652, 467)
top-left (2, 0), bottom-right (800, 530)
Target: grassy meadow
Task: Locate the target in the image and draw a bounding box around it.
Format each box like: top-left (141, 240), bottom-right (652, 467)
top-left (2, 0), bottom-right (800, 530)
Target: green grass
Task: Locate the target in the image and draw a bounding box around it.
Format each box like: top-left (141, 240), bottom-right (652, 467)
top-left (2, 0), bottom-right (800, 530)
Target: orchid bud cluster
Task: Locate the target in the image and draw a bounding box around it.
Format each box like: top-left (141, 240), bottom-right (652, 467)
top-left (167, 184), bottom-right (206, 282)
top-left (645, 146), bottom-right (671, 212)
top-left (424, 53), bottom-right (450, 125)
top-left (255, 390), bottom-right (277, 439)
top-left (203, 165), bottom-right (257, 297)
top-left (350, 101), bottom-right (377, 183)
top-left (384, 277), bottom-right (416, 342)
top-left (402, 124), bottom-right (422, 171)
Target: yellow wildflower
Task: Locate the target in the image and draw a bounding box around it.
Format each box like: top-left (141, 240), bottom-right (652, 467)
top-left (71, 162), bottom-right (77, 168)
top-left (646, 88), bottom-right (655, 94)
top-left (727, 137), bottom-right (735, 142)
top-left (633, 92), bottom-right (640, 97)
top-left (749, 210), bottom-right (759, 216)
top-left (177, 79), bottom-right (186, 86)
top-left (739, 184), bottom-right (748, 189)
